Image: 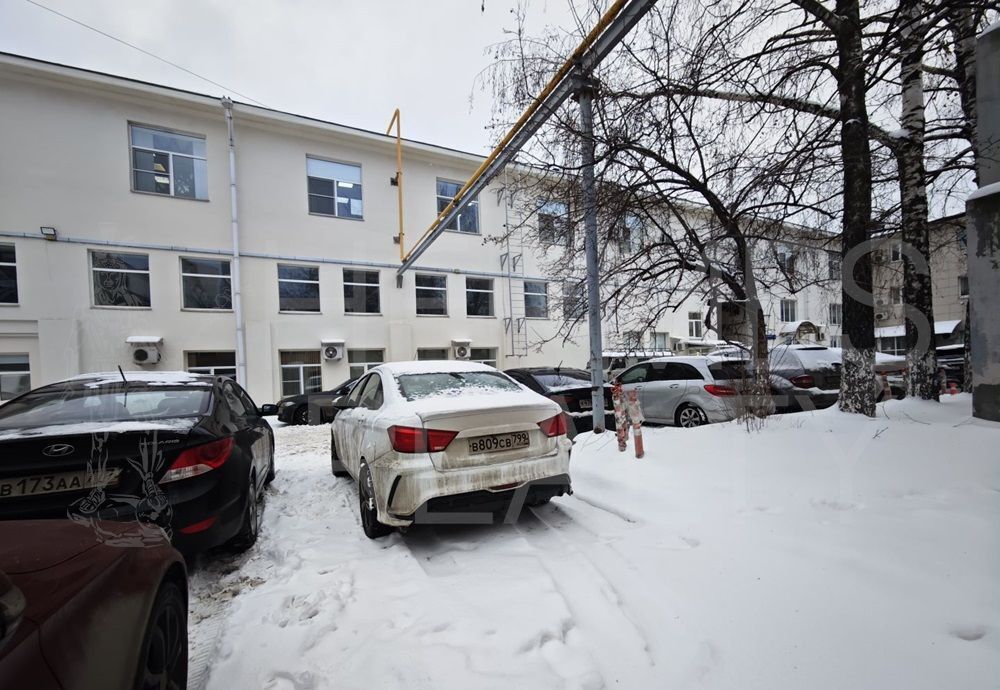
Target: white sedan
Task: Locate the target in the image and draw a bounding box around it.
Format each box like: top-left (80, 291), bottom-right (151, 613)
top-left (329, 361), bottom-right (573, 538)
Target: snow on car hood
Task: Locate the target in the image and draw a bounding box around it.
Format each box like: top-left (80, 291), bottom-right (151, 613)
top-left (409, 388), bottom-right (560, 421)
top-left (0, 418), bottom-right (199, 441)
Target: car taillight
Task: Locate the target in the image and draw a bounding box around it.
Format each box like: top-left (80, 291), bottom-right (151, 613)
top-left (387, 426), bottom-right (458, 453)
top-left (789, 375), bottom-right (815, 389)
top-left (537, 414), bottom-right (568, 437)
top-left (160, 437), bottom-right (234, 484)
top-left (704, 384), bottom-right (737, 397)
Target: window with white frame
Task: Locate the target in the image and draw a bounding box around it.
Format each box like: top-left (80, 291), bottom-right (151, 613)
top-left (688, 311), bottom-right (704, 338)
top-left (466, 278), bottom-right (494, 316)
top-left (470, 347), bottom-right (498, 368)
top-left (0, 245), bottom-right (17, 304)
top-left (436, 179), bottom-right (479, 233)
top-left (186, 351), bottom-right (236, 379)
top-left (280, 351), bottom-right (322, 396)
top-left (91, 251), bottom-right (151, 307)
top-left (415, 274), bottom-right (447, 316)
top-left (348, 349), bottom-right (384, 379)
top-left (776, 244), bottom-right (796, 274)
top-left (618, 214), bottom-right (643, 254)
top-left (563, 281), bottom-right (586, 320)
top-left (307, 157), bottom-right (363, 219)
top-left (181, 258), bottom-right (232, 310)
top-left (0, 354), bottom-right (30, 401)
top-left (959, 275), bottom-right (969, 298)
top-left (779, 299), bottom-right (797, 322)
top-left (880, 336), bottom-right (906, 356)
top-left (524, 281), bottom-right (548, 318)
top-left (652, 331), bottom-right (669, 350)
top-left (827, 252), bottom-right (841, 281)
top-left (890, 240), bottom-right (903, 262)
top-left (538, 199), bottom-right (569, 246)
top-left (417, 348), bottom-right (449, 361)
top-left (890, 286), bottom-right (902, 305)
top-left (828, 335), bottom-right (842, 348)
top-left (828, 302), bottom-right (842, 326)
top-left (130, 124), bottom-right (207, 200)
top-left (278, 264), bottom-right (320, 312)
top-left (622, 331), bottom-right (644, 350)
top-left (343, 269), bottom-right (380, 314)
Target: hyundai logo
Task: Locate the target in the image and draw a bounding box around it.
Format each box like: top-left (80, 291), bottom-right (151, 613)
top-left (42, 443), bottom-right (75, 457)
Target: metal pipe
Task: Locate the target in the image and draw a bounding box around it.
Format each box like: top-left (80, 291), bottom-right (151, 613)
top-left (577, 81), bottom-right (605, 433)
top-left (222, 97), bottom-right (248, 387)
top-left (386, 108), bottom-right (405, 262)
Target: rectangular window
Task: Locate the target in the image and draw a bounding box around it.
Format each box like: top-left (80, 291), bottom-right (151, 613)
top-left (280, 351), bottom-right (322, 396)
top-left (278, 264), bottom-right (320, 312)
top-left (470, 347), bottom-right (498, 368)
top-left (890, 286), bottom-right (902, 305)
top-left (348, 349), bottom-right (384, 379)
top-left (436, 179), bottom-right (479, 234)
top-left (563, 281), bottom-right (586, 320)
top-left (0, 244), bottom-right (17, 304)
top-left (417, 348), bottom-right (449, 361)
top-left (181, 258), bottom-right (232, 310)
top-left (307, 157), bottom-right (363, 219)
top-left (652, 331), bottom-right (669, 350)
top-left (538, 199), bottom-right (569, 246)
top-left (777, 245), bottom-right (796, 274)
top-left (618, 215), bottom-right (643, 254)
top-left (91, 251), bottom-right (151, 307)
top-left (343, 269), bottom-right (380, 314)
top-left (828, 335), bottom-right (842, 348)
top-left (415, 274), bottom-right (447, 315)
top-left (959, 275), bottom-right (969, 298)
top-left (890, 241), bottom-right (903, 262)
top-left (688, 311), bottom-right (704, 338)
top-left (622, 331), bottom-right (643, 349)
top-left (779, 299), bottom-right (797, 322)
top-left (186, 351), bottom-right (236, 379)
top-left (466, 277), bottom-right (494, 317)
top-left (524, 281), bottom-right (548, 319)
top-left (827, 252), bottom-right (841, 281)
top-left (828, 302), bottom-right (842, 326)
top-left (0, 354), bottom-right (30, 401)
top-left (130, 124), bottom-right (207, 200)
top-left (880, 336), bottom-right (906, 356)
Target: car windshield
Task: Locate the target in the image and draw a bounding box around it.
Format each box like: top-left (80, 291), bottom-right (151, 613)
top-left (395, 371), bottom-right (521, 401)
top-left (0, 386), bottom-right (211, 429)
top-left (534, 369), bottom-right (592, 390)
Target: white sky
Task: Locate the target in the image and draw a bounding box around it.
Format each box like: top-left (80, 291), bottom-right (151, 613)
top-left (0, 0), bottom-right (581, 154)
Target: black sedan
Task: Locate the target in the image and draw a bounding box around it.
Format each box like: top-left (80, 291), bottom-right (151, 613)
top-left (504, 367), bottom-right (615, 437)
top-left (0, 371), bottom-right (274, 556)
top-left (275, 378), bottom-right (357, 425)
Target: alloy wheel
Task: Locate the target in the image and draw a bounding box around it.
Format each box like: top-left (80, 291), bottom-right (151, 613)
top-left (678, 406), bottom-right (706, 428)
top-left (139, 587), bottom-right (186, 690)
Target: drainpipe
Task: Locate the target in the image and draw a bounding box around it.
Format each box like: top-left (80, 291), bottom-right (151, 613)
top-left (222, 97), bottom-right (248, 387)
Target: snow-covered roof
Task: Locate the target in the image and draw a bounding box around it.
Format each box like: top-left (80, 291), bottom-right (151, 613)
top-left (875, 320), bottom-right (962, 339)
top-left (778, 320), bottom-right (822, 335)
top-left (66, 371), bottom-right (212, 387)
top-left (377, 360), bottom-right (496, 376)
top-left (677, 339), bottom-right (727, 347)
top-left (602, 350), bottom-right (673, 358)
top-left (125, 335), bottom-right (163, 345)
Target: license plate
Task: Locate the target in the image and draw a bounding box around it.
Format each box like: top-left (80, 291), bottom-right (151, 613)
top-left (579, 398), bottom-right (592, 410)
top-left (467, 431), bottom-right (530, 454)
top-left (0, 469), bottom-right (121, 500)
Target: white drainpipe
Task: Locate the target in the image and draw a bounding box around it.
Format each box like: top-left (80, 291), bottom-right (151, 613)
top-left (222, 97), bottom-right (248, 386)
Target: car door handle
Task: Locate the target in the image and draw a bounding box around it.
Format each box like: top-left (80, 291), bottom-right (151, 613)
top-left (669, 384), bottom-right (680, 389)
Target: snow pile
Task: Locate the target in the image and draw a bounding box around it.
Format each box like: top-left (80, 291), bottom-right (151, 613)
top-left (190, 397), bottom-right (1000, 690)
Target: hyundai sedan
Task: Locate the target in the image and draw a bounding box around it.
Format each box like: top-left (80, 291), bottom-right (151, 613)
top-left (330, 361), bottom-right (572, 538)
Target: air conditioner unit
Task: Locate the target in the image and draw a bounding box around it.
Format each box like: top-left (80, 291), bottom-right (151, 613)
top-left (126, 336), bottom-right (162, 366)
top-left (321, 338), bottom-right (345, 361)
top-left (452, 338), bottom-right (472, 360)
top-left (875, 312), bottom-right (888, 321)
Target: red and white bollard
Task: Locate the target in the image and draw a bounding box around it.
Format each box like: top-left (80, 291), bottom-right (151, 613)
top-left (625, 389), bottom-right (645, 459)
top-left (611, 382), bottom-right (629, 452)
top-left (880, 373), bottom-right (893, 402)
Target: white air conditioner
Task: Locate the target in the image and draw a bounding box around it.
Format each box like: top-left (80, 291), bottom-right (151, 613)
top-left (126, 336), bottom-right (163, 366)
top-left (452, 338), bottom-right (472, 360)
top-left (321, 338), bottom-right (345, 361)
top-left (875, 312), bottom-right (888, 321)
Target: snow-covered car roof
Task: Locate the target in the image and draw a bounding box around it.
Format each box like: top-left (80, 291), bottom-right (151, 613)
top-left (376, 360), bottom-right (498, 377)
top-left (65, 371), bottom-right (214, 387)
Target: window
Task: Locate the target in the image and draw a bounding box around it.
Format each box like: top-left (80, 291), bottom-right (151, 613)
top-left (186, 351), bottom-right (236, 379)
top-left (890, 286), bottom-right (902, 305)
top-left (880, 336), bottom-right (906, 356)
top-left (0, 245), bottom-right (17, 304)
top-left (563, 281), bottom-right (586, 320)
top-left (91, 251), bottom-right (151, 307)
top-left (827, 252), bottom-right (841, 281)
top-left (415, 274), bottom-right (447, 316)
top-left (688, 311), bottom-right (704, 338)
top-left (524, 281), bottom-right (548, 319)
top-left (343, 269), bottom-right (380, 314)
top-left (417, 348), bottom-right (449, 360)
top-left (307, 157), bottom-right (363, 219)
top-left (828, 335), bottom-right (842, 348)
top-left (776, 245), bottom-right (796, 274)
top-left (358, 374), bottom-right (384, 410)
top-left (348, 349), bottom-right (384, 379)
top-left (828, 302), bottom-right (842, 326)
top-left (470, 347), bottom-right (498, 368)
top-left (618, 364), bottom-right (649, 384)
top-left (779, 299), bottom-right (797, 322)
top-left (959, 275), bottom-right (969, 298)
top-left (436, 179), bottom-right (479, 233)
top-left (0, 354), bottom-right (30, 401)
top-left (618, 215), bottom-right (643, 254)
top-left (538, 199), bottom-right (569, 246)
top-left (466, 277), bottom-right (494, 317)
top-left (622, 331), bottom-right (643, 350)
top-left (890, 241), bottom-right (903, 262)
top-left (181, 258), bottom-right (231, 310)
top-left (280, 351), bottom-right (322, 396)
top-left (652, 332), bottom-right (669, 350)
top-left (130, 124), bottom-right (207, 200)
top-left (657, 362), bottom-right (704, 381)
top-left (278, 264), bottom-right (320, 312)
top-left (222, 381), bottom-right (250, 418)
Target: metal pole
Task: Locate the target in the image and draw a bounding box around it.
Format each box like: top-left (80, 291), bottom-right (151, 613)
top-left (578, 80), bottom-right (605, 433)
top-left (222, 97), bottom-right (248, 387)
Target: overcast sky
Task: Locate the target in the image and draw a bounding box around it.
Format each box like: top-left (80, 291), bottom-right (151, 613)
top-left (0, 0), bottom-right (580, 153)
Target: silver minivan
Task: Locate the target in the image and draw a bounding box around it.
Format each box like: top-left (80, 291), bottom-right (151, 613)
top-left (615, 356), bottom-right (744, 427)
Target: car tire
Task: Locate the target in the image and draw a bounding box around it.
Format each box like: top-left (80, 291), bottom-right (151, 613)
top-left (330, 435), bottom-right (350, 477)
top-left (226, 474), bottom-right (262, 552)
top-left (293, 405), bottom-right (310, 425)
top-left (358, 461), bottom-right (391, 539)
top-left (675, 403), bottom-right (708, 428)
top-left (132, 579), bottom-right (187, 690)
top-left (265, 441), bottom-right (276, 485)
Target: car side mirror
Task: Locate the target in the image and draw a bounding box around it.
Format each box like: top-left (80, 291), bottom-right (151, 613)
top-left (333, 398), bottom-right (357, 410)
top-left (0, 572), bottom-right (26, 652)
top-left (258, 404), bottom-right (278, 416)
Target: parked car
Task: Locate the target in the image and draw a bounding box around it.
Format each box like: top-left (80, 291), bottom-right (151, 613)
top-left (504, 367), bottom-right (615, 436)
top-left (275, 377), bottom-right (358, 425)
top-left (601, 350), bottom-right (672, 380)
top-left (0, 519), bottom-right (187, 689)
top-left (0, 371), bottom-right (274, 555)
top-left (615, 356), bottom-right (744, 428)
top-left (330, 361), bottom-right (572, 538)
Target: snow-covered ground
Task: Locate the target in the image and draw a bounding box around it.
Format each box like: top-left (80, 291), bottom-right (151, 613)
top-left (188, 395), bottom-right (1000, 690)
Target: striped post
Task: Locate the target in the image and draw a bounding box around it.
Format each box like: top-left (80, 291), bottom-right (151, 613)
top-left (612, 382), bottom-right (629, 452)
top-left (625, 388), bottom-right (644, 459)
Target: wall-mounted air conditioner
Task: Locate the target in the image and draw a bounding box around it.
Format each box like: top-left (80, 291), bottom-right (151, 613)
top-left (321, 338), bottom-right (345, 361)
top-left (126, 336), bottom-right (163, 365)
top-left (452, 338), bottom-right (472, 360)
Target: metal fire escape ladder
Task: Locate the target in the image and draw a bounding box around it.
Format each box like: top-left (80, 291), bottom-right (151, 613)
top-left (501, 177), bottom-right (529, 357)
